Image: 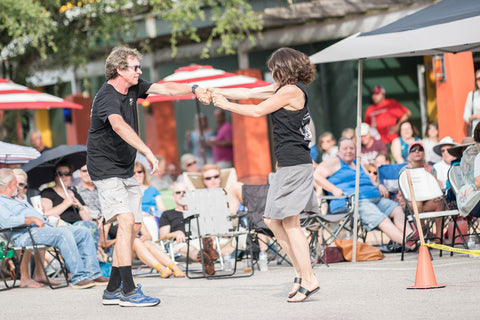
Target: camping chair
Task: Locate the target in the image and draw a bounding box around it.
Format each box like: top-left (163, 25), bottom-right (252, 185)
top-left (0, 224), bottom-right (69, 290)
top-left (241, 184), bottom-right (292, 268)
top-left (182, 188), bottom-right (253, 279)
top-left (398, 167), bottom-right (462, 261)
top-left (447, 164), bottom-right (480, 244)
top-left (299, 193), bottom-right (356, 265)
top-left (183, 168), bottom-right (237, 190)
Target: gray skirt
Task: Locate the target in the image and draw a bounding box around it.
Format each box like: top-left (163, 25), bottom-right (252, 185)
top-left (264, 163), bottom-right (319, 220)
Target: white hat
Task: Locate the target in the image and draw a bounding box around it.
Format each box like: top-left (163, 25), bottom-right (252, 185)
top-left (433, 136), bottom-right (459, 156)
top-left (360, 123), bottom-right (370, 136)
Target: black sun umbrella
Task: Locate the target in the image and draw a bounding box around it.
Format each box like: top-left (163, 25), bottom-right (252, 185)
top-left (22, 145), bottom-right (87, 189)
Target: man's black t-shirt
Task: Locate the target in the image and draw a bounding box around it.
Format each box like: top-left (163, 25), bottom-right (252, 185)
top-left (87, 78), bottom-right (152, 181)
top-left (159, 209), bottom-right (185, 234)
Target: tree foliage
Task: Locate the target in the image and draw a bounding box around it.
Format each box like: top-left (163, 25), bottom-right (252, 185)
top-left (0, 0), bottom-right (263, 77)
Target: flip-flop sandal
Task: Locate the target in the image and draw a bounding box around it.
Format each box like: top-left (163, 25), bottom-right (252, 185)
top-left (287, 285), bottom-right (320, 303)
top-left (288, 277), bottom-right (302, 298)
top-left (37, 278), bottom-right (61, 286)
top-left (20, 280), bottom-right (44, 288)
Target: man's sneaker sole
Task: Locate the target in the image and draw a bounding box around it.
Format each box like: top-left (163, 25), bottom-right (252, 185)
top-left (102, 298), bottom-right (120, 305)
top-left (119, 299), bottom-right (160, 307)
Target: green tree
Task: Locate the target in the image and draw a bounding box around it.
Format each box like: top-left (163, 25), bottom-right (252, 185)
top-left (0, 0), bottom-right (263, 77)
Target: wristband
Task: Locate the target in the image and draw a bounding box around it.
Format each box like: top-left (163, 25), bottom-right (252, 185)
top-left (191, 84), bottom-right (199, 95)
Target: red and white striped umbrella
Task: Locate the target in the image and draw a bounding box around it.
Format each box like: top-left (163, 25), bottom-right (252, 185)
top-left (145, 65), bottom-right (271, 102)
top-left (0, 78), bottom-right (82, 110)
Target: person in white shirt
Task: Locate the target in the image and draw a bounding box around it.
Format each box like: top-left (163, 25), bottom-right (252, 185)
top-left (432, 136), bottom-right (458, 189)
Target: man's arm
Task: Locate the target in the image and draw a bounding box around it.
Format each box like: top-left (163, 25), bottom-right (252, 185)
top-left (25, 216), bottom-right (45, 229)
top-left (390, 104), bottom-right (411, 134)
top-left (108, 114), bottom-right (158, 173)
top-left (147, 82), bottom-right (211, 105)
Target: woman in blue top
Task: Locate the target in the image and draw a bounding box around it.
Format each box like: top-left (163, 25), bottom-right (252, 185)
top-left (134, 162), bottom-right (165, 241)
top-left (391, 120), bottom-right (419, 163)
top-left (212, 47), bottom-right (319, 303)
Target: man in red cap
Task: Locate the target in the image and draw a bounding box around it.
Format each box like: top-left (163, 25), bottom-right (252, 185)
top-left (365, 85), bottom-right (411, 144)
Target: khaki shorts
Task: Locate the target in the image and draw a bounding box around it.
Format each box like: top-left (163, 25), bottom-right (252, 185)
top-left (94, 176), bottom-right (143, 223)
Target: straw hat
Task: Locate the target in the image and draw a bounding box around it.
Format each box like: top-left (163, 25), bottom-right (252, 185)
top-left (446, 137), bottom-right (475, 158)
top-left (432, 136), bottom-right (458, 156)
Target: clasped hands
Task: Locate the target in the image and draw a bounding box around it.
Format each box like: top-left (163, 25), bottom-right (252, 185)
top-left (194, 87), bottom-right (228, 109)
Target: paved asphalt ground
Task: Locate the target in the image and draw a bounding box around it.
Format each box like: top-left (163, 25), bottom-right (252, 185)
top-left (2, 250), bottom-right (480, 320)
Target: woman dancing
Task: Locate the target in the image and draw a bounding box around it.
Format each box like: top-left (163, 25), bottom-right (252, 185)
top-left (211, 47), bottom-right (320, 303)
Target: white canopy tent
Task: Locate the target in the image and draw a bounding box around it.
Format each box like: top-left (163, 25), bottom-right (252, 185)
top-left (309, 0), bottom-right (480, 261)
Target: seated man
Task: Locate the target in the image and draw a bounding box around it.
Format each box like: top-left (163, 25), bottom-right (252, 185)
top-left (159, 182), bottom-right (216, 275)
top-left (314, 138), bottom-right (414, 248)
top-left (0, 168), bottom-right (108, 289)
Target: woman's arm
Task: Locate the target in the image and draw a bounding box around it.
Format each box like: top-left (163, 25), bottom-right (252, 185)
top-left (390, 138), bottom-right (405, 164)
top-left (41, 196), bottom-right (72, 218)
top-left (211, 84), bottom-right (276, 101)
top-left (212, 85), bottom-right (303, 118)
top-left (464, 91), bottom-right (474, 123)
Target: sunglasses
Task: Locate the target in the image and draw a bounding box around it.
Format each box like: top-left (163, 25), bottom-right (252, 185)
top-left (368, 171), bottom-right (378, 175)
top-left (18, 182), bottom-right (28, 188)
top-left (476, 78), bottom-right (480, 81)
top-left (175, 190), bottom-right (186, 195)
top-left (127, 65), bottom-right (142, 72)
top-left (56, 171), bottom-right (72, 177)
top-left (185, 160), bottom-right (197, 167)
top-left (80, 169), bottom-right (88, 173)
top-left (203, 174), bottom-right (220, 181)
top-left (410, 147), bottom-right (424, 153)
top-left (134, 170), bottom-right (144, 174)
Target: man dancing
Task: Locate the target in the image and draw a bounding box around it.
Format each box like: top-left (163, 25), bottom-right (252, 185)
top-left (87, 46), bottom-right (209, 307)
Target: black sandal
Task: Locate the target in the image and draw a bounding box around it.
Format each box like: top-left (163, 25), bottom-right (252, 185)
top-left (288, 277), bottom-right (302, 298)
top-left (287, 285), bottom-right (320, 303)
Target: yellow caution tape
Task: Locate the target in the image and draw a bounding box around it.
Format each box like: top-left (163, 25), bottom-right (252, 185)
top-left (422, 242), bottom-right (480, 255)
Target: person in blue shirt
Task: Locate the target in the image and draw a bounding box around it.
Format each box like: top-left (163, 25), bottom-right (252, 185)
top-left (314, 137), bottom-right (415, 248)
top-left (0, 168), bottom-right (108, 289)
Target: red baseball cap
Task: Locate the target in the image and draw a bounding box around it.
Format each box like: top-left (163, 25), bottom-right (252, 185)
top-left (371, 85), bottom-right (385, 94)
top-left (408, 141), bottom-right (424, 154)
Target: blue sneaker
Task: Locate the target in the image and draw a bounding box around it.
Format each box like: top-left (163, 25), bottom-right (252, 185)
top-left (102, 287), bottom-right (122, 305)
top-left (119, 284), bottom-right (160, 307)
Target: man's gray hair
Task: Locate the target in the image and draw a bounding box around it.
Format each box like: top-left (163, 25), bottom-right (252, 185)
top-left (0, 168), bottom-right (15, 189)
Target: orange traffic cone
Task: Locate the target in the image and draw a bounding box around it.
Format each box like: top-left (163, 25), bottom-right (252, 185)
top-left (407, 246), bottom-right (445, 289)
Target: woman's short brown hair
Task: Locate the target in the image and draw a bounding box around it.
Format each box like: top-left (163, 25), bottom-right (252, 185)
top-left (105, 46), bottom-right (142, 80)
top-left (267, 47), bottom-right (316, 87)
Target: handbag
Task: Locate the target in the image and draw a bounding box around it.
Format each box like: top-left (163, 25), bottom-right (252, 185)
top-left (318, 246), bottom-right (345, 264)
top-left (334, 239), bottom-right (384, 261)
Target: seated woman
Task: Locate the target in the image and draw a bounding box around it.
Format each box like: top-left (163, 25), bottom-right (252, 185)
top-left (40, 161), bottom-right (99, 245)
top-left (134, 161), bottom-right (166, 241)
top-left (391, 120), bottom-right (420, 164)
top-left (103, 222), bottom-right (185, 278)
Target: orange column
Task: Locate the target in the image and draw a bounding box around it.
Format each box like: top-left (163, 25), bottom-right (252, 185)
top-left (233, 69), bottom-right (272, 185)
top-left (148, 101), bottom-right (179, 167)
top-left (436, 52), bottom-right (475, 142)
top-left (67, 93), bottom-right (91, 145)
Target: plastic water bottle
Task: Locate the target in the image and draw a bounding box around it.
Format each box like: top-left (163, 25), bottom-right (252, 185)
top-left (224, 253), bottom-right (233, 271)
top-left (468, 236), bottom-right (476, 258)
top-left (258, 251), bottom-right (268, 272)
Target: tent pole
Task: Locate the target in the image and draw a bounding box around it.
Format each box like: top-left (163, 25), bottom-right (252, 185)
top-left (352, 59), bottom-right (363, 263)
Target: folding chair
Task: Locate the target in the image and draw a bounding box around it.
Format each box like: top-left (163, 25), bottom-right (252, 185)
top-left (241, 184), bottom-right (292, 267)
top-left (447, 164), bottom-right (480, 243)
top-left (0, 224), bottom-right (69, 290)
top-left (398, 168), bottom-right (462, 261)
top-left (182, 188), bottom-right (253, 279)
top-left (300, 193), bottom-right (355, 265)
